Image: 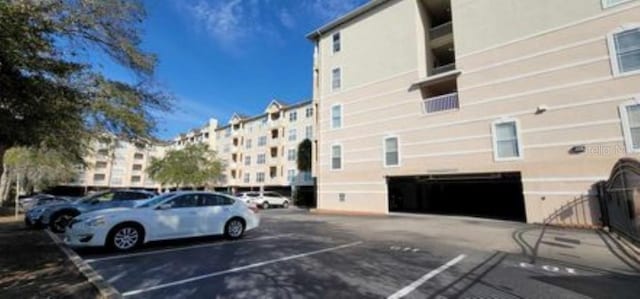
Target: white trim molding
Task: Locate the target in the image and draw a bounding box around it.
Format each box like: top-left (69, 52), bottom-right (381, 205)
top-left (618, 97), bottom-right (640, 153)
top-left (491, 118), bottom-right (524, 162)
top-left (330, 103), bottom-right (343, 130)
top-left (602, 0), bottom-right (634, 9)
top-left (330, 143), bottom-right (343, 171)
top-left (382, 135), bottom-right (401, 168)
top-left (607, 24), bottom-right (640, 77)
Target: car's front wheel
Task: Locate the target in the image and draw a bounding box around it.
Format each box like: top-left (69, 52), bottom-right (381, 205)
top-left (225, 218), bottom-right (245, 239)
top-left (282, 201), bottom-right (289, 208)
top-left (262, 201), bottom-right (270, 209)
top-left (107, 223), bottom-right (144, 251)
top-left (50, 211), bottom-right (78, 233)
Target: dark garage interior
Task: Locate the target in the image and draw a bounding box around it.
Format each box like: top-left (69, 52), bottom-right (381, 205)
top-left (388, 172), bottom-right (527, 222)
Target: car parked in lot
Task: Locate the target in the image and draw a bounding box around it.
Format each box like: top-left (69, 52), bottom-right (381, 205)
top-left (64, 191), bottom-right (260, 251)
top-left (19, 194), bottom-right (70, 212)
top-left (236, 191), bottom-right (290, 209)
top-left (25, 190), bottom-right (155, 232)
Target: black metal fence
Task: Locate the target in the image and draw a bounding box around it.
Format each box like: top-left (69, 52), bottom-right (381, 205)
top-left (599, 158), bottom-right (640, 245)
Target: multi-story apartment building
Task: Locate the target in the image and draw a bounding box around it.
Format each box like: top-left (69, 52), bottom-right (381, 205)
top-left (172, 118), bottom-right (219, 150)
top-left (213, 100), bottom-right (315, 194)
top-left (308, 0), bottom-right (640, 225)
top-left (65, 138), bottom-right (166, 193)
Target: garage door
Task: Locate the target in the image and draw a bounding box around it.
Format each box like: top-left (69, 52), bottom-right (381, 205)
top-left (387, 172), bottom-right (526, 222)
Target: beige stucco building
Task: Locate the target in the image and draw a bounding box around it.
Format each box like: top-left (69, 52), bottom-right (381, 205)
top-left (308, 0), bottom-right (640, 225)
top-left (67, 138), bottom-right (166, 192)
top-left (213, 100), bottom-right (315, 194)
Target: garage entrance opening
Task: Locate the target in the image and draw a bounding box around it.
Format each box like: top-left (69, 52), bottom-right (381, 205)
top-left (388, 172), bottom-right (526, 222)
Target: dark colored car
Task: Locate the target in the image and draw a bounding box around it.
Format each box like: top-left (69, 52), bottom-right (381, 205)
top-left (25, 190), bottom-right (156, 232)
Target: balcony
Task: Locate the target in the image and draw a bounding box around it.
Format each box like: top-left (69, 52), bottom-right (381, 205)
top-left (423, 92), bottom-right (459, 114)
top-left (432, 63), bottom-right (456, 75)
top-left (429, 21), bottom-right (452, 40)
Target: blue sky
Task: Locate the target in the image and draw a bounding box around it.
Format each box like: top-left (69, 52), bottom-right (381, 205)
top-left (95, 0), bottom-right (367, 139)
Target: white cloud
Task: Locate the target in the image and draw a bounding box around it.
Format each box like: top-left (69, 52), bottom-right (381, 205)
top-left (278, 9), bottom-right (295, 29)
top-left (308, 0), bottom-right (365, 21)
top-left (186, 0), bottom-right (247, 46)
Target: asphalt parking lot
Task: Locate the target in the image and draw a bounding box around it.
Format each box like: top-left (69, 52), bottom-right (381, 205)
top-left (73, 209), bottom-right (640, 299)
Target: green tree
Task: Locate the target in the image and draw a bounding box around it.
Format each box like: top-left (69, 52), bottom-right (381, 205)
top-left (2, 147), bottom-right (78, 201)
top-left (297, 139), bottom-right (312, 172)
top-left (147, 144), bottom-right (225, 190)
top-left (0, 0), bottom-right (171, 203)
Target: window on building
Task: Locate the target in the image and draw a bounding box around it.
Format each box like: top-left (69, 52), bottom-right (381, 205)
top-left (492, 119), bottom-right (522, 160)
top-left (331, 144), bottom-right (342, 170)
top-left (287, 169), bottom-right (296, 182)
top-left (332, 32), bottom-right (341, 53)
top-left (305, 125), bottom-right (313, 139)
top-left (609, 26), bottom-right (640, 75)
top-left (287, 149), bottom-right (296, 161)
top-left (602, 0), bottom-right (632, 8)
top-left (289, 111), bottom-right (297, 122)
top-left (257, 154), bottom-right (266, 164)
top-left (289, 129), bottom-right (297, 141)
top-left (384, 137), bottom-right (400, 167)
top-left (134, 153), bottom-right (144, 160)
top-left (269, 166), bottom-right (277, 178)
top-left (257, 172), bottom-right (265, 183)
top-left (95, 161), bottom-right (108, 169)
top-left (258, 136), bottom-right (267, 146)
top-left (246, 138), bottom-right (252, 149)
top-left (331, 104), bottom-right (342, 129)
top-left (132, 164), bottom-right (143, 171)
top-left (93, 174), bottom-right (106, 181)
top-left (331, 67), bottom-right (341, 90)
top-left (306, 107), bottom-right (313, 118)
top-left (620, 102), bottom-right (640, 152)
top-left (244, 173), bottom-right (250, 183)
top-left (131, 175), bottom-right (141, 183)
top-left (245, 156), bottom-right (251, 166)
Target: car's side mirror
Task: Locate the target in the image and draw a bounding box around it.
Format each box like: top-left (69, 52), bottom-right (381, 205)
top-left (157, 203), bottom-right (172, 210)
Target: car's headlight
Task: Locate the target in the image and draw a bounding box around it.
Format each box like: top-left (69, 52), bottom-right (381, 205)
top-left (84, 216), bottom-right (107, 227)
top-left (29, 207), bottom-right (47, 215)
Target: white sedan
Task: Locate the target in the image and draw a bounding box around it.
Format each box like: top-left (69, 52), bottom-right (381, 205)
top-left (236, 191), bottom-right (290, 209)
top-left (64, 191), bottom-right (260, 251)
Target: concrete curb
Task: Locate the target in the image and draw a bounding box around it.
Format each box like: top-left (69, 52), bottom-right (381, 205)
top-left (45, 230), bottom-right (122, 299)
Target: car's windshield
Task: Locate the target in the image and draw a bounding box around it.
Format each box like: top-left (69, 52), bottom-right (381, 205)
top-left (136, 193), bottom-right (175, 208)
top-left (75, 191), bottom-right (110, 203)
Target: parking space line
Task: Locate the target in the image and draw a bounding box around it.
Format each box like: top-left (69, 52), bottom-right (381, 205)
top-left (84, 234), bottom-right (295, 263)
top-left (121, 241), bottom-right (363, 297)
top-left (387, 254), bottom-right (466, 299)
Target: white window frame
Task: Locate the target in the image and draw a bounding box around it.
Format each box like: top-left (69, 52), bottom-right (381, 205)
top-left (382, 136), bottom-right (401, 168)
top-left (330, 103), bottom-right (343, 129)
top-left (244, 156), bottom-right (251, 166)
top-left (305, 107), bottom-right (313, 118)
top-left (305, 125), bottom-right (313, 139)
top-left (491, 118), bottom-right (524, 162)
top-left (257, 154), bottom-right (266, 164)
top-left (602, 0), bottom-right (633, 8)
top-left (288, 128), bottom-right (297, 142)
top-left (257, 172), bottom-right (265, 183)
top-left (246, 138), bottom-right (252, 149)
top-left (287, 169), bottom-right (296, 183)
top-left (330, 143), bottom-right (343, 171)
top-left (258, 136), bottom-right (267, 146)
top-left (619, 98), bottom-right (640, 153)
top-left (244, 173), bottom-right (250, 183)
top-left (332, 31), bottom-right (341, 54)
top-left (607, 24), bottom-right (640, 77)
top-left (331, 67), bottom-right (342, 91)
top-left (289, 111), bottom-right (297, 122)
top-left (288, 148), bottom-right (297, 161)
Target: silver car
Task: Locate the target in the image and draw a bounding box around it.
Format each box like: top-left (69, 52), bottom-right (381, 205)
top-left (26, 190), bottom-right (155, 232)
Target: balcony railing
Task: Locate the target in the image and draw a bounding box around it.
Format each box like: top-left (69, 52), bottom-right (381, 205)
top-left (423, 92), bottom-right (459, 114)
top-left (432, 63), bottom-right (456, 75)
top-left (429, 21), bottom-right (452, 40)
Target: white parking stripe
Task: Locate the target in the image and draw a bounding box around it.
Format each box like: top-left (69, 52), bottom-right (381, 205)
top-left (387, 254), bottom-right (466, 299)
top-left (85, 234), bottom-right (295, 263)
top-left (122, 241), bottom-right (363, 297)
